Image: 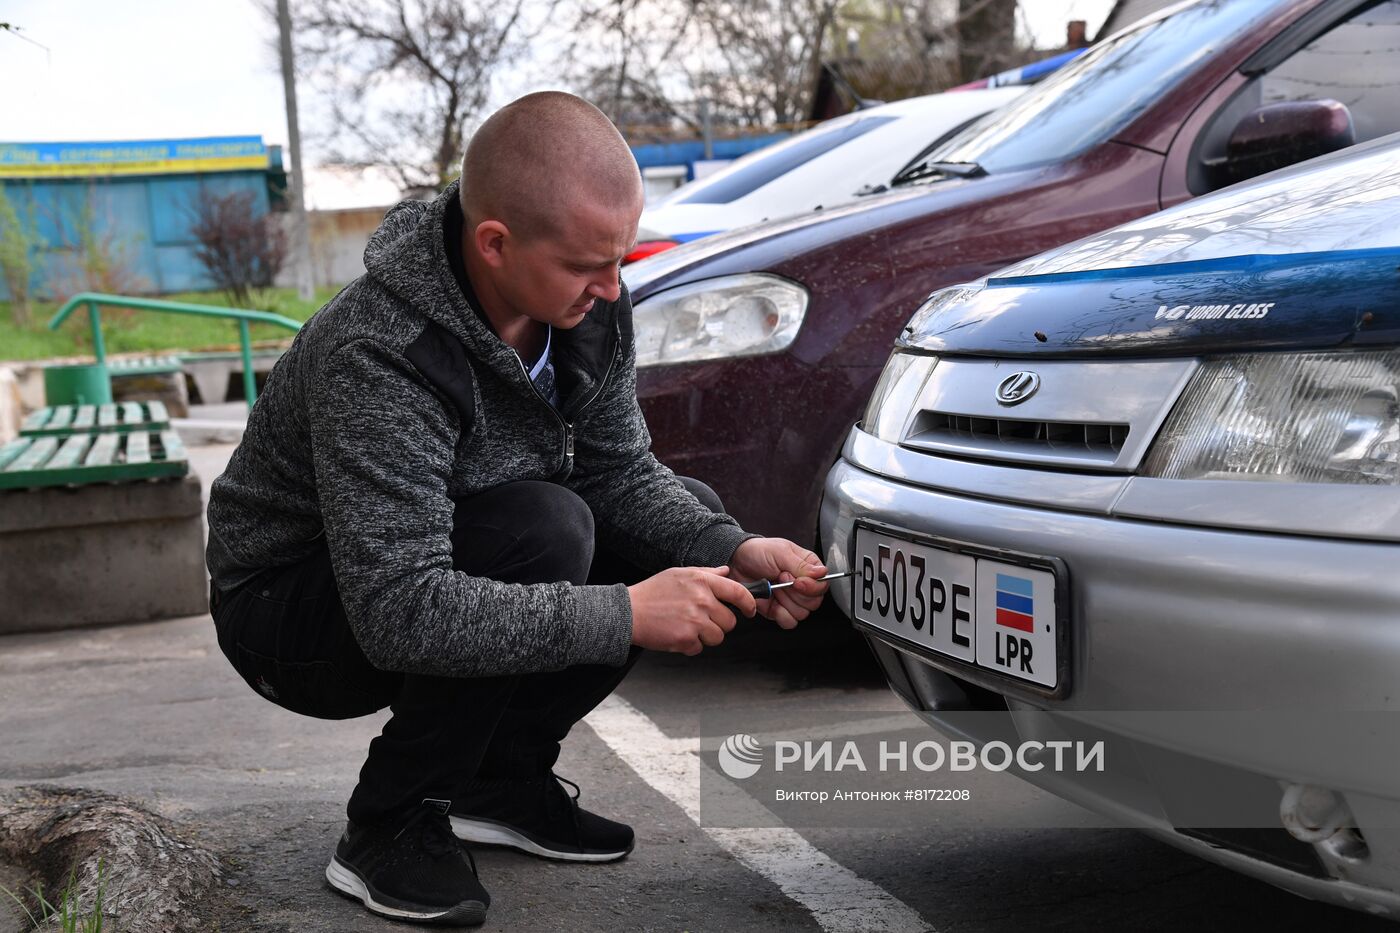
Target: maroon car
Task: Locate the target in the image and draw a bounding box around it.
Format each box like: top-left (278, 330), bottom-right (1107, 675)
top-left (622, 0), bottom-right (1400, 548)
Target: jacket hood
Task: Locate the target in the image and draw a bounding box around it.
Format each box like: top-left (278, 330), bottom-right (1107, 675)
top-left (362, 181), bottom-right (531, 383)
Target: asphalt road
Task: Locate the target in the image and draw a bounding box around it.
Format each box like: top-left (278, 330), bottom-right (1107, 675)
top-left (0, 441), bottom-right (1395, 931)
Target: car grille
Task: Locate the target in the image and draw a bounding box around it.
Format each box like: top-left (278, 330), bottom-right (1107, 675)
top-left (910, 412), bottom-right (1130, 459)
top-left (895, 358), bottom-right (1198, 472)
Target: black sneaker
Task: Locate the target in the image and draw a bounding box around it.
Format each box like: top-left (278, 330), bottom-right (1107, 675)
top-left (449, 773), bottom-right (635, 862)
top-left (326, 799), bottom-right (490, 925)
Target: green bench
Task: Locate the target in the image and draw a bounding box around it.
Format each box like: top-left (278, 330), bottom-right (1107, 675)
top-left (0, 429), bottom-right (189, 491)
top-left (20, 401), bottom-right (171, 437)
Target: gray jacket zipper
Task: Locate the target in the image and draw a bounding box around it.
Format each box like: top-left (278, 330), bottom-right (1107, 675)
top-left (516, 325), bottom-right (621, 481)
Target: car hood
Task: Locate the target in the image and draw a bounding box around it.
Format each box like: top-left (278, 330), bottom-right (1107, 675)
top-left (904, 249), bottom-right (1400, 358)
top-left (904, 136), bottom-right (1400, 358)
top-left (624, 177), bottom-right (990, 299)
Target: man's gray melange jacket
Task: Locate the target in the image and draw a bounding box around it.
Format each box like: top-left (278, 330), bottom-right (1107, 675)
top-left (206, 182), bottom-right (753, 678)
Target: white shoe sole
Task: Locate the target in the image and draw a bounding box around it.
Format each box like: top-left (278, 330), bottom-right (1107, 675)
top-left (325, 856), bottom-right (486, 925)
top-left (449, 816), bottom-right (632, 863)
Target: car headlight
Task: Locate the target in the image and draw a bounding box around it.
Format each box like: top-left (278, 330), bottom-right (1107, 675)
top-left (1142, 350), bottom-right (1400, 484)
top-left (633, 273), bottom-right (808, 368)
top-left (862, 351), bottom-right (938, 443)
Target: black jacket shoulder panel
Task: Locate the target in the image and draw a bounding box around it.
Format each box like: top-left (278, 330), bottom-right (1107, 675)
top-left (403, 318), bottom-right (477, 439)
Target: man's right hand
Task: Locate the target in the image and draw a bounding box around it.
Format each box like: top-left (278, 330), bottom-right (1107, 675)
top-left (628, 566), bottom-right (758, 655)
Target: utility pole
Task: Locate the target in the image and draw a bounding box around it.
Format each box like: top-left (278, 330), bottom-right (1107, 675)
top-left (276, 0), bottom-right (315, 301)
top-left (699, 98), bottom-right (713, 161)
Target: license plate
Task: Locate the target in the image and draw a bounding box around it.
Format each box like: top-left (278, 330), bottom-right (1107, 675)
top-left (852, 526), bottom-right (1060, 689)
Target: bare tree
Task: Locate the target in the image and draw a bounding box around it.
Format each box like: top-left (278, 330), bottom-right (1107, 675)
top-left (569, 0), bottom-right (706, 136)
top-left (566, 0), bottom-right (839, 137)
top-left (955, 0), bottom-right (1019, 83)
top-left (698, 0), bottom-right (841, 127)
top-left (838, 0), bottom-right (956, 96)
top-left (188, 190), bottom-right (288, 307)
top-left (567, 0), bottom-right (1029, 138)
top-left (289, 0), bottom-right (553, 194)
top-left (838, 0), bottom-right (1027, 94)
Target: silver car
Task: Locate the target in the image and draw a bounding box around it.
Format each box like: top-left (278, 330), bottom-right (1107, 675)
top-left (821, 132), bottom-right (1400, 915)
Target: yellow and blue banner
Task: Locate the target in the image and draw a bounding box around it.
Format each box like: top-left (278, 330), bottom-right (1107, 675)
top-left (0, 136), bottom-right (269, 179)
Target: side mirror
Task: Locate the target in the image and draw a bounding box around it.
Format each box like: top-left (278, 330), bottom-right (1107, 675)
top-left (1206, 100), bottom-right (1354, 190)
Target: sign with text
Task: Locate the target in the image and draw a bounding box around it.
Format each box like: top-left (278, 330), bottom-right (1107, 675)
top-left (0, 136), bottom-right (269, 178)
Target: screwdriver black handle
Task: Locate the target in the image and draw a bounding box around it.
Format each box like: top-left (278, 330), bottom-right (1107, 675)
top-left (744, 580), bottom-right (773, 599)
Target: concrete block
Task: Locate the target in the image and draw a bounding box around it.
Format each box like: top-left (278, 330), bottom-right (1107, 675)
top-left (0, 367), bottom-right (20, 444)
top-left (183, 350), bottom-right (284, 405)
top-left (0, 474), bottom-right (208, 634)
top-left (7, 362), bottom-right (46, 412)
top-left (111, 369), bottom-right (191, 417)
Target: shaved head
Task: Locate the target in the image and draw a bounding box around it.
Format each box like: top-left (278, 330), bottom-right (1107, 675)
top-left (456, 92), bottom-right (642, 338)
top-left (460, 91), bottom-right (643, 240)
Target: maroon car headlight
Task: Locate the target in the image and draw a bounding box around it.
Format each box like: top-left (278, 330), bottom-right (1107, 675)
top-left (633, 273), bottom-right (808, 368)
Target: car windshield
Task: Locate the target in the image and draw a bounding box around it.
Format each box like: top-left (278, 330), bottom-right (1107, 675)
top-left (669, 114), bottom-right (897, 205)
top-left (899, 0), bottom-right (1285, 180)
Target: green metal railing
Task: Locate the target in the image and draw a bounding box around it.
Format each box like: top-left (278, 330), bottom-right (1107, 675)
top-left (49, 292), bottom-right (303, 409)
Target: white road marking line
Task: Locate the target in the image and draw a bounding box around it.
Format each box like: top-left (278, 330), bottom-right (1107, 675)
top-left (697, 713), bottom-right (920, 751)
top-left (586, 695), bottom-right (934, 933)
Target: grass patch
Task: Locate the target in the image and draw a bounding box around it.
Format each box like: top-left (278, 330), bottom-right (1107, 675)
top-left (2, 859), bottom-right (109, 932)
top-left (0, 286), bottom-right (345, 362)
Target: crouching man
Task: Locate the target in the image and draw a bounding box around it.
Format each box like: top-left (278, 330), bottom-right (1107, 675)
top-left (205, 91), bottom-right (828, 926)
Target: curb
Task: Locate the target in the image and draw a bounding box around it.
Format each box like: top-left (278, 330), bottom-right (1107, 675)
top-left (172, 418), bottom-right (246, 446)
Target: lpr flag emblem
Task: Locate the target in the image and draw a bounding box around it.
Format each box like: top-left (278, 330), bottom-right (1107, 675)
top-left (994, 574), bottom-right (1035, 633)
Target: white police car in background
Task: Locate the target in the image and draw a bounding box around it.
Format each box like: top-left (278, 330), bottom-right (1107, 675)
top-left (820, 131), bottom-right (1400, 917)
top-left (631, 85), bottom-right (1026, 259)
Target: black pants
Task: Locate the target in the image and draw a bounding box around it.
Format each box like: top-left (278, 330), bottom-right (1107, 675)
top-left (211, 478), bottom-right (723, 826)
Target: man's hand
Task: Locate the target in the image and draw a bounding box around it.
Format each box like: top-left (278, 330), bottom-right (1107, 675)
top-left (731, 538), bottom-right (828, 630)
top-left (628, 566), bottom-right (758, 656)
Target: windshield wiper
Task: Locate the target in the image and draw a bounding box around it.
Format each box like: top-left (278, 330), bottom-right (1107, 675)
top-left (891, 160), bottom-right (987, 187)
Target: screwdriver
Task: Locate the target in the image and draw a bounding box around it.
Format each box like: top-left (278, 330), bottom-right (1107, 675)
top-left (744, 570), bottom-right (853, 600)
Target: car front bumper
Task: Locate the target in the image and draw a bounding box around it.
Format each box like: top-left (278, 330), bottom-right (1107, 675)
top-left (820, 433), bottom-right (1400, 916)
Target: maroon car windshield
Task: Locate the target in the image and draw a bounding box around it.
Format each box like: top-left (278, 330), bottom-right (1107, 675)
top-left (899, 0), bottom-right (1286, 180)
